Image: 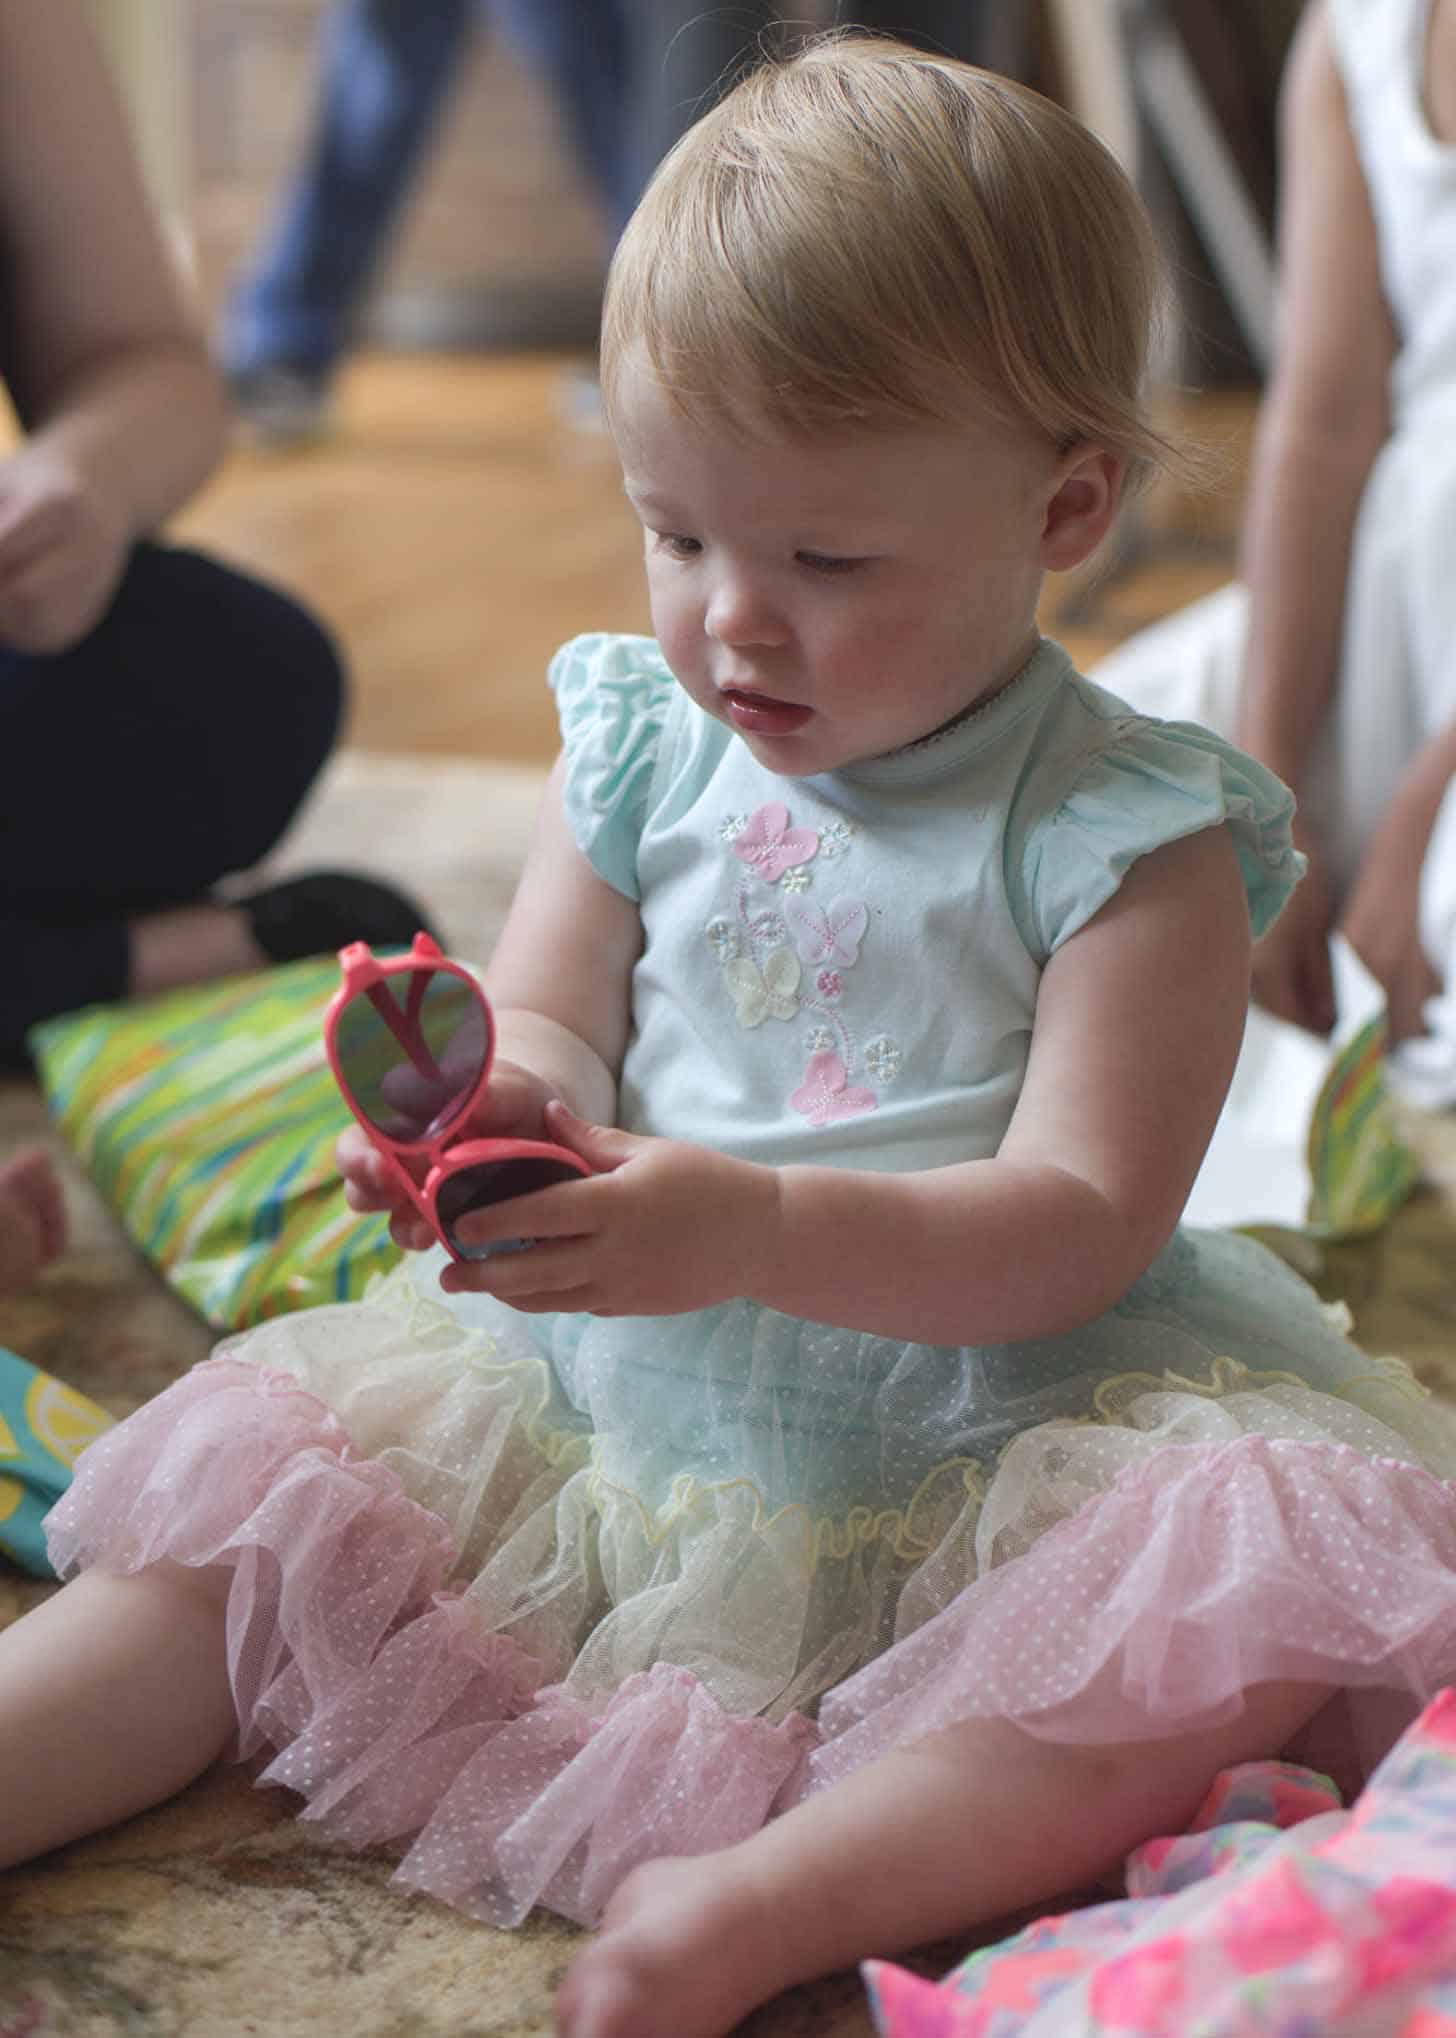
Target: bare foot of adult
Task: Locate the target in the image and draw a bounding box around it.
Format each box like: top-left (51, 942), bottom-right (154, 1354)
top-left (555, 1852), bottom-right (794, 2038)
top-left (127, 903), bottom-right (269, 998)
top-left (127, 874), bottom-right (436, 997)
top-left (0, 1147), bottom-right (68, 1296)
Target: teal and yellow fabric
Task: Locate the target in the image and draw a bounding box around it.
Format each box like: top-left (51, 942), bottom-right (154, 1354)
top-left (0, 1349), bottom-right (112, 1576)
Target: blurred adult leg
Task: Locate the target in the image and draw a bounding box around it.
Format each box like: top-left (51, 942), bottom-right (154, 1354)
top-left (625, 3), bottom-right (1027, 202)
top-left (831, 2), bottom-right (1031, 74)
top-left (496, 0), bottom-right (635, 233)
top-left (222, 0), bottom-right (477, 385)
top-left (624, 2), bottom-right (779, 199)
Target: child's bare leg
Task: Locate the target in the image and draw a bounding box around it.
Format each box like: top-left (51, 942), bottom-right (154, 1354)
top-left (0, 1561), bottom-right (235, 1869)
top-left (0, 1146), bottom-right (67, 1295)
top-left (556, 1679), bottom-right (1332, 2038)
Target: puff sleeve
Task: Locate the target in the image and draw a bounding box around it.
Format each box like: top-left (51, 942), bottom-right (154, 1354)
top-left (547, 633), bottom-right (677, 901)
top-left (1017, 716), bottom-right (1305, 961)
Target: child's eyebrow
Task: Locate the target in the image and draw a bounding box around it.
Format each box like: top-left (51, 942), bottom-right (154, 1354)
top-left (621, 481), bottom-right (675, 512)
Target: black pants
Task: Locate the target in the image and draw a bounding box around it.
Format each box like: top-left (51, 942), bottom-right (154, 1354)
top-left (1, 542), bottom-right (345, 1058)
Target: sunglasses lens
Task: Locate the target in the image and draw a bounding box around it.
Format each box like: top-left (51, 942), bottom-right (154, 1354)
top-left (335, 970), bottom-right (488, 1141)
top-left (437, 1154), bottom-right (583, 1261)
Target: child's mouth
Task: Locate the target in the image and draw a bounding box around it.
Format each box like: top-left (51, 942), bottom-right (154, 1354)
top-left (722, 689), bottom-right (814, 735)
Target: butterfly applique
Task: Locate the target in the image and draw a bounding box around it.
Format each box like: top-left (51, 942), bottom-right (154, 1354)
top-left (790, 1051), bottom-right (877, 1126)
top-left (725, 947), bottom-right (802, 1027)
top-left (784, 895), bottom-right (868, 970)
top-left (732, 802), bottom-right (819, 883)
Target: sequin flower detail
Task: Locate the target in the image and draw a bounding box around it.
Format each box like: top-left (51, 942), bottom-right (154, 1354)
top-left (733, 802), bottom-right (819, 883)
top-left (816, 969), bottom-right (843, 1001)
top-left (817, 820), bottom-right (856, 859)
top-left (864, 1037), bottom-right (902, 1082)
top-left (790, 1051), bottom-right (877, 1125)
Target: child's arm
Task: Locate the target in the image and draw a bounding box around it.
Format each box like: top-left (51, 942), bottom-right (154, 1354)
top-left (481, 754), bottom-right (642, 1127)
top-left (1232, 0), bottom-right (1395, 1033)
top-left (0, 6), bottom-right (228, 653)
top-left (443, 825), bottom-right (1251, 1346)
top-left (339, 756), bottom-right (641, 1240)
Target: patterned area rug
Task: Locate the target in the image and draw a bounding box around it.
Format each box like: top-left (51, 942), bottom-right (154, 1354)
top-left (0, 752), bottom-right (914, 2038)
top-left (5, 751), bottom-right (1456, 2035)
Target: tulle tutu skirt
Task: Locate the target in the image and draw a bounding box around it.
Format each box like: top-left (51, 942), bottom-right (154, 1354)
top-left (45, 1240), bottom-right (1456, 1929)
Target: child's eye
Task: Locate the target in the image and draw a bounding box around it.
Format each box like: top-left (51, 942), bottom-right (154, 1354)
top-left (797, 552), bottom-right (865, 576)
top-left (655, 533), bottom-right (702, 561)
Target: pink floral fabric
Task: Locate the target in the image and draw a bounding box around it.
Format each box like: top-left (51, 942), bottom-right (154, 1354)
top-left (865, 1690), bottom-right (1456, 2037)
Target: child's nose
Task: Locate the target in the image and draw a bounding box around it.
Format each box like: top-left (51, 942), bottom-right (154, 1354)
top-left (704, 571), bottom-right (787, 647)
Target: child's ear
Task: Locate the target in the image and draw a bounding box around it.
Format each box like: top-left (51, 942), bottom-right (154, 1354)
top-left (1038, 445), bottom-right (1124, 572)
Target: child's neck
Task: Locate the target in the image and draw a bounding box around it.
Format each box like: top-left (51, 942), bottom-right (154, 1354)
top-left (898, 629), bottom-right (1044, 755)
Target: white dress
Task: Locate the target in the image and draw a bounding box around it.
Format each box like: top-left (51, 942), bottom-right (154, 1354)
top-left (1092, 0), bottom-right (1456, 1099)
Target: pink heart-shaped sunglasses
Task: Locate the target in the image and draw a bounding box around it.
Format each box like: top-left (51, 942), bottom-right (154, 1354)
top-left (324, 932), bottom-right (589, 1260)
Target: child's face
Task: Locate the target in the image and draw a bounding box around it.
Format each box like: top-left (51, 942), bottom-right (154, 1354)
top-left (614, 360), bottom-right (1057, 775)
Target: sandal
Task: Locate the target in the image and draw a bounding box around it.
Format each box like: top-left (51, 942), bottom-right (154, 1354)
top-left (233, 870), bottom-right (439, 964)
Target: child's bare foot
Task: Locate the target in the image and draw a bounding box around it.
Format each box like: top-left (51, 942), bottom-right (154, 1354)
top-left (0, 1147), bottom-right (67, 1296)
top-left (555, 1851), bottom-right (794, 2038)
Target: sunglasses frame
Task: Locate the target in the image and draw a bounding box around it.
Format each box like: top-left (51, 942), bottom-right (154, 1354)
top-left (324, 931), bottom-right (588, 1261)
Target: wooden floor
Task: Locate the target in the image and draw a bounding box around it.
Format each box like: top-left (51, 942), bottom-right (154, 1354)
top-left (171, 350), bottom-right (1258, 771)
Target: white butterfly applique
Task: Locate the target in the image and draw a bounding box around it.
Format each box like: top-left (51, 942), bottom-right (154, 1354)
top-left (724, 946), bottom-right (801, 1027)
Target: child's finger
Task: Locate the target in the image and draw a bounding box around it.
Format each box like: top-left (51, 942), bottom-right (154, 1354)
top-left (390, 1210), bottom-right (436, 1252)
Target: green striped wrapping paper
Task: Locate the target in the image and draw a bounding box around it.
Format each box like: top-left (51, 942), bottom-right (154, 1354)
top-left (28, 959), bottom-right (400, 1329)
top-left (1305, 1012), bottom-right (1419, 1238)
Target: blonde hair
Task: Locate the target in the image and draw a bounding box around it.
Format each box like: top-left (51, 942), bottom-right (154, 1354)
top-left (601, 31), bottom-right (1176, 494)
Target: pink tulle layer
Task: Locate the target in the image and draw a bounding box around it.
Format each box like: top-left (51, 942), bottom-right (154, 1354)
top-left (45, 1358), bottom-right (1456, 1927)
top-left (44, 1358), bottom-right (810, 1925)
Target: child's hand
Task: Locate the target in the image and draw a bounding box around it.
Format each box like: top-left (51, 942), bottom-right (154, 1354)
top-left (437, 1104), bottom-right (779, 1315)
top-left (461, 1057), bottom-right (564, 1144)
top-left (337, 1059), bottom-right (572, 1253)
top-left (336, 1122), bottom-right (436, 1251)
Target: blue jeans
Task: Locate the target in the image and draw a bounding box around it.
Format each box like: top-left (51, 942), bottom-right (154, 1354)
top-left (223, 0), bottom-right (632, 381)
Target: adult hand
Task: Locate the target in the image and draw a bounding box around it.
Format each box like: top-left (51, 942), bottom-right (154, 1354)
top-left (0, 443), bottom-right (131, 653)
top-left (437, 1103), bottom-right (779, 1315)
top-left (337, 1057), bottom-right (566, 1251)
top-left (1251, 823), bottom-right (1337, 1036)
top-left (1338, 797), bottom-right (1440, 1047)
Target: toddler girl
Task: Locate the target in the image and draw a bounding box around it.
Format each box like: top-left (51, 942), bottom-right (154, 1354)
top-left (7, 34), bottom-right (1456, 2038)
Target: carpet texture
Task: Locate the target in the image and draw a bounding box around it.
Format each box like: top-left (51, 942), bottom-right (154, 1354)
top-left (5, 751), bottom-right (1456, 2035)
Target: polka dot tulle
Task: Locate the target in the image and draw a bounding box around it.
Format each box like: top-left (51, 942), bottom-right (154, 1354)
top-left (43, 1265), bottom-right (1456, 1929)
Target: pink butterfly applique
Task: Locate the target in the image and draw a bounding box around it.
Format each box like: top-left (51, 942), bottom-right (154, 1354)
top-left (732, 802), bottom-right (819, 883)
top-left (790, 1051), bottom-right (877, 1126)
top-left (785, 895), bottom-right (868, 968)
